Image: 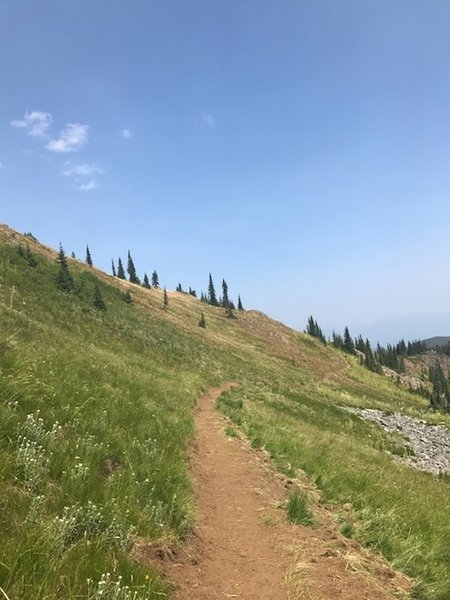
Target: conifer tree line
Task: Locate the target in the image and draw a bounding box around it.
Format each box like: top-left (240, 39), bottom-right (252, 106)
top-left (306, 316), bottom-right (428, 375)
top-left (197, 274), bottom-right (244, 317)
top-left (50, 241), bottom-right (247, 320)
top-left (52, 244), bottom-right (108, 311)
top-left (429, 362), bottom-right (450, 412)
top-left (430, 340), bottom-right (450, 356)
top-left (306, 316), bottom-right (450, 411)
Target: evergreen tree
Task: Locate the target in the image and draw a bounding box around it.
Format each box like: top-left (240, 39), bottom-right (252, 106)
top-left (237, 295), bottom-right (244, 311)
top-left (117, 258), bottom-right (126, 280)
top-left (396, 339), bottom-right (407, 356)
top-left (306, 316), bottom-right (317, 337)
top-left (163, 286), bottom-right (168, 310)
top-left (355, 335), bottom-right (366, 353)
top-left (363, 338), bottom-right (380, 372)
top-left (151, 270), bottom-right (159, 288)
top-left (343, 327), bottom-right (355, 354)
top-left (176, 283), bottom-right (183, 292)
top-left (143, 273), bottom-right (151, 288)
top-left (306, 316), bottom-right (326, 343)
top-left (111, 259), bottom-right (117, 277)
top-left (86, 245), bottom-right (93, 267)
top-left (71, 251), bottom-right (76, 259)
top-left (429, 363), bottom-right (450, 412)
top-left (55, 244), bottom-right (74, 292)
top-left (222, 279), bottom-right (229, 308)
top-left (332, 331), bottom-right (343, 350)
top-left (127, 251), bottom-right (140, 284)
top-left (93, 285), bottom-right (106, 310)
top-left (189, 287), bottom-right (197, 297)
top-left (198, 313), bottom-right (206, 328)
top-left (200, 292), bottom-right (208, 303)
top-left (208, 274), bottom-right (219, 306)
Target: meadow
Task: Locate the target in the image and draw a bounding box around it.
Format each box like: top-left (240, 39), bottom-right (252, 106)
top-left (1, 225), bottom-right (449, 599)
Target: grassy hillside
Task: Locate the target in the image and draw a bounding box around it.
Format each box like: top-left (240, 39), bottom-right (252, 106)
top-left (1, 224), bottom-right (449, 599)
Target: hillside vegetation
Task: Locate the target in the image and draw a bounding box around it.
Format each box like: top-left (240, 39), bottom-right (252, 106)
top-left (1, 224), bottom-right (449, 599)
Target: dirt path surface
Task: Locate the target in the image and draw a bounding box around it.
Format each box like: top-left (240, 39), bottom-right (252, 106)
top-left (163, 385), bottom-right (411, 599)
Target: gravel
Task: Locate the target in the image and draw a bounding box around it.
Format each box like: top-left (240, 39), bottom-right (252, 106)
top-left (344, 407), bottom-right (450, 475)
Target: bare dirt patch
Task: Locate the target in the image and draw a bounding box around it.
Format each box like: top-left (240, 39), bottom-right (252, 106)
top-left (146, 385), bottom-right (412, 599)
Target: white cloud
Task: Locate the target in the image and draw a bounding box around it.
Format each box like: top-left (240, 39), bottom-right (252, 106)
top-left (47, 123), bottom-right (89, 153)
top-left (11, 111), bottom-right (53, 137)
top-left (121, 128), bottom-right (133, 139)
top-left (201, 113), bottom-right (215, 128)
top-left (61, 162), bottom-right (103, 177)
top-left (61, 161), bottom-right (103, 192)
top-left (78, 179), bottom-right (98, 191)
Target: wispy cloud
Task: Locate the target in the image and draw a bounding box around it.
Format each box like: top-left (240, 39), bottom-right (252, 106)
top-left (47, 123), bottom-right (89, 153)
top-left (121, 128), bottom-right (133, 139)
top-left (78, 179), bottom-right (98, 191)
top-left (61, 161), bottom-right (103, 191)
top-left (11, 111), bottom-right (53, 137)
top-left (201, 113), bottom-right (215, 128)
top-left (61, 161), bottom-right (103, 177)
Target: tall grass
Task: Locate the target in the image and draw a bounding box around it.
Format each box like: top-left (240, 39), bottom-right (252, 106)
top-left (1, 230), bottom-right (450, 598)
top-left (217, 385), bottom-right (450, 599)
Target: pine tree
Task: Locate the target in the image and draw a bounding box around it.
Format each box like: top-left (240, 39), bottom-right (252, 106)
top-left (111, 259), bottom-right (117, 277)
top-left (127, 251), bottom-right (140, 284)
top-left (306, 316), bottom-right (317, 336)
top-left (143, 273), bottom-right (150, 288)
top-left (237, 295), bottom-right (244, 311)
top-left (71, 251), bottom-right (76, 259)
top-left (198, 313), bottom-right (206, 328)
top-left (93, 285), bottom-right (106, 310)
top-left (86, 245), bottom-right (93, 267)
top-left (306, 316), bottom-right (326, 343)
top-left (163, 286), bottom-right (168, 310)
top-left (429, 363), bottom-right (450, 412)
top-left (200, 292), bottom-right (208, 303)
top-left (208, 274), bottom-right (219, 306)
top-left (117, 258), bottom-right (126, 280)
top-left (55, 244), bottom-right (74, 292)
top-left (189, 287), bottom-right (197, 297)
top-left (176, 283), bottom-right (183, 292)
top-left (222, 279), bottom-right (229, 309)
top-left (152, 270), bottom-right (159, 288)
top-left (343, 327), bottom-right (355, 354)
top-left (332, 331), bottom-right (343, 349)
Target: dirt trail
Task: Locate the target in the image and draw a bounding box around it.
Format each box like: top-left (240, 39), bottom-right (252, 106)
top-left (164, 384), bottom-right (411, 599)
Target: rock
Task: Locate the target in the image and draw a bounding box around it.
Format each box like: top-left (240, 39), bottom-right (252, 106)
top-left (343, 407), bottom-right (450, 475)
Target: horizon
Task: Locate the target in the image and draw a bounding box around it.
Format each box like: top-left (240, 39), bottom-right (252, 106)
top-left (1, 1), bottom-right (450, 344)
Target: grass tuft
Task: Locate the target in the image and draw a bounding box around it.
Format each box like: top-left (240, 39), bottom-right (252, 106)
top-left (287, 489), bottom-right (315, 526)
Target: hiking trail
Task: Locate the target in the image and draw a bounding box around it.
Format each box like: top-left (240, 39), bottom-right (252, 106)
top-left (159, 384), bottom-right (412, 599)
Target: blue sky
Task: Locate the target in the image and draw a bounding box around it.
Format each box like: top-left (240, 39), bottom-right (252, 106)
top-left (1, 1), bottom-right (450, 343)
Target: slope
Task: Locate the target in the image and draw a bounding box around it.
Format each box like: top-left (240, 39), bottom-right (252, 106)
top-left (0, 224), bottom-right (449, 599)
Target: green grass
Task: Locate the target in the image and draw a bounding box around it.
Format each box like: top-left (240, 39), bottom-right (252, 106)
top-left (218, 385), bottom-right (450, 599)
top-left (1, 227), bottom-right (450, 599)
top-left (287, 489), bottom-right (315, 526)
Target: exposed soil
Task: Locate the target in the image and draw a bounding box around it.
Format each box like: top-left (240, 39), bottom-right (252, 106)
top-left (141, 385), bottom-right (412, 599)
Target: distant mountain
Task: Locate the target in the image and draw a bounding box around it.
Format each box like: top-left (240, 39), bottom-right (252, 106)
top-left (422, 336), bottom-right (450, 349)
